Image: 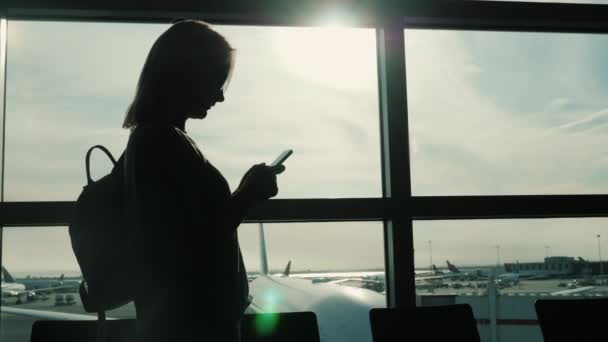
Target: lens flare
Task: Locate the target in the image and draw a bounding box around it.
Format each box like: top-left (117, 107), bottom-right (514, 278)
top-left (254, 313), bottom-right (281, 336)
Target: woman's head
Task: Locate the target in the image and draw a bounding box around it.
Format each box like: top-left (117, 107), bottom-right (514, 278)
top-left (123, 20), bottom-right (234, 129)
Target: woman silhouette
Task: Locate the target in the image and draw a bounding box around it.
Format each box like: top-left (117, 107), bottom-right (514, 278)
top-left (123, 20), bottom-right (284, 342)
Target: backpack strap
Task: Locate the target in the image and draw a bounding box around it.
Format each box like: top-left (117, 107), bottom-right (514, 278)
top-left (96, 310), bottom-right (107, 342)
top-left (86, 145), bottom-right (117, 185)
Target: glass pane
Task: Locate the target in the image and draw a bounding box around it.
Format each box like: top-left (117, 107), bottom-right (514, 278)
top-left (0, 19), bottom-right (6, 201)
top-left (5, 21), bottom-right (380, 201)
top-left (406, 29), bottom-right (608, 195)
top-left (239, 222), bottom-right (386, 342)
top-left (0, 227), bottom-right (134, 342)
top-left (414, 218), bottom-right (608, 342)
top-left (1, 223), bottom-right (385, 342)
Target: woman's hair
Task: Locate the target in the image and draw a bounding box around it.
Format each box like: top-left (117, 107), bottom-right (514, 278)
top-left (123, 20), bottom-right (235, 129)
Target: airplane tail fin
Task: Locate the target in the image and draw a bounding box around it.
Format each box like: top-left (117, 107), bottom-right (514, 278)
top-left (2, 266), bottom-right (16, 283)
top-left (446, 260), bottom-right (461, 273)
top-left (58, 274), bottom-right (65, 283)
top-left (259, 223), bottom-right (269, 276)
top-left (432, 264), bottom-right (440, 274)
top-left (283, 261), bottom-right (291, 277)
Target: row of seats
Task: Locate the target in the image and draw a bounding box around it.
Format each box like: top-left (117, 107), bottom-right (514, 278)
top-left (31, 298), bottom-right (606, 342)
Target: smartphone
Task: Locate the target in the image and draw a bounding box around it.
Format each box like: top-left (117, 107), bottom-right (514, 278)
top-left (270, 149), bottom-right (293, 167)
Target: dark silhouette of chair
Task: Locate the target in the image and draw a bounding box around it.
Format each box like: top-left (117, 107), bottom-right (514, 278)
top-left (535, 298), bottom-right (608, 342)
top-left (30, 312), bottom-right (319, 342)
top-left (241, 311), bottom-right (320, 342)
top-left (31, 319), bottom-right (136, 342)
top-left (369, 304), bottom-right (481, 342)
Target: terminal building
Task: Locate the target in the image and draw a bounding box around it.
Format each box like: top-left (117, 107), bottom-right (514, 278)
top-left (504, 256), bottom-right (608, 277)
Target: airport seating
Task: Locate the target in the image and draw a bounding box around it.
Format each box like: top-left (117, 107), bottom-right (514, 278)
top-left (241, 311), bottom-right (320, 342)
top-left (369, 304), bottom-right (481, 342)
top-left (30, 319), bottom-right (136, 342)
top-left (535, 298), bottom-right (608, 342)
top-left (30, 311), bottom-right (320, 342)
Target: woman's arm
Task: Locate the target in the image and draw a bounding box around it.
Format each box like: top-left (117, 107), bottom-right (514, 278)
top-left (214, 164), bottom-right (284, 233)
top-left (219, 190), bottom-right (256, 233)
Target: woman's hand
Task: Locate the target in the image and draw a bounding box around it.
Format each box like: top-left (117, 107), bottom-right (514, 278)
top-left (234, 163), bottom-right (285, 205)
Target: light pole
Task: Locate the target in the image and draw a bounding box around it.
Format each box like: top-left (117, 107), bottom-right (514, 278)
top-left (428, 240), bottom-right (433, 272)
top-left (495, 245), bottom-right (501, 272)
top-left (598, 235), bottom-right (603, 276)
top-left (545, 245), bottom-right (550, 259)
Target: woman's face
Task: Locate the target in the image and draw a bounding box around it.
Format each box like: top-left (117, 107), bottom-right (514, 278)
top-left (189, 88), bottom-right (224, 119)
top-left (188, 71), bottom-right (227, 120)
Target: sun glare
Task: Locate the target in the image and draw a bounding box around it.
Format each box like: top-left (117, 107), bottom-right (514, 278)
top-left (270, 25), bottom-right (376, 91)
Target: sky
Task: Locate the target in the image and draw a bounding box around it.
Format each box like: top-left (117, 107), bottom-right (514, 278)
top-left (3, 11), bottom-right (608, 275)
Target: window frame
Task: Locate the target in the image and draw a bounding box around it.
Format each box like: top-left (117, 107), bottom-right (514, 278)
top-left (2, 0), bottom-right (608, 311)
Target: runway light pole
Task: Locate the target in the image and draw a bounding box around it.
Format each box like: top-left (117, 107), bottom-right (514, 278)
top-left (598, 235), bottom-right (603, 276)
top-left (428, 240), bottom-right (433, 272)
top-left (495, 245), bottom-right (501, 272)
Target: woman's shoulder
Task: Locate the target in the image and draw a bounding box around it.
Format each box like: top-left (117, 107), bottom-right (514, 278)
top-left (128, 124), bottom-right (188, 148)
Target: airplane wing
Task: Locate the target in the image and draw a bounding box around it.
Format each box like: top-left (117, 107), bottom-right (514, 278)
top-left (1, 306), bottom-right (103, 320)
top-left (14, 284), bottom-right (78, 296)
top-left (328, 278), bottom-right (382, 286)
top-left (289, 271), bottom-right (384, 280)
top-left (416, 273), bottom-right (459, 281)
top-left (550, 286), bottom-right (595, 295)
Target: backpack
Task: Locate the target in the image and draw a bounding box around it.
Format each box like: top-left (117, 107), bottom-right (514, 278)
top-left (69, 145), bottom-right (135, 318)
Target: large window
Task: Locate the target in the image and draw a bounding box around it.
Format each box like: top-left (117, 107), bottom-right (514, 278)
top-left (1, 227), bottom-right (135, 342)
top-left (4, 21), bottom-right (381, 201)
top-left (2, 2), bottom-right (608, 342)
top-left (1, 20), bottom-right (385, 342)
top-left (414, 219), bottom-right (608, 342)
top-left (407, 29), bottom-right (608, 196)
top-left (1, 223), bottom-right (385, 342)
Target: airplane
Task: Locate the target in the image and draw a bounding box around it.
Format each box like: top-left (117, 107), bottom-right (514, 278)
top-left (18, 273), bottom-right (67, 290)
top-left (445, 260), bottom-right (548, 286)
top-left (2, 223), bottom-right (388, 342)
top-left (289, 264), bottom-right (452, 283)
top-left (441, 261), bottom-right (520, 285)
top-left (246, 223), bottom-right (387, 342)
top-left (1, 267), bottom-right (27, 297)
top-left (414, 260), bottom-right (475, 282)
top-left (1, 266), bottom-right (78, 303)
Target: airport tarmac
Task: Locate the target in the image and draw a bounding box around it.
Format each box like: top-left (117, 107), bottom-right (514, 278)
top-left (416, 278), bottom-right (608, 296)
top-left (4, 278), bottom-right (608, 342)
top-left (1, 292), bottom-right (135, 342)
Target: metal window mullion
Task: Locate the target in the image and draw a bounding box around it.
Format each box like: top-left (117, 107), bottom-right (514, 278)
top-left (0, 19), bottom-right (6, 206)
top-left (377, 26), bottom-right (415, 308)
top-left (0, 17), bottom-right (8, 319)
top-left (8, 1), bottom-right (608, 33)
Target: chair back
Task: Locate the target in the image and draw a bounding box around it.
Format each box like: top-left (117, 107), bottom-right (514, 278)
top-left (31, 312), bottom-right (320, 342)
top-left (535, 298), bottom-right (608, 342)
top-left (369, 304), bottom-right (480, 342)
top-left (241, 311), bottom-right (320, 342)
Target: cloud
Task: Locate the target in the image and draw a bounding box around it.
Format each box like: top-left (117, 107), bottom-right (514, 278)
top-left (555, 108), bottom-right (608, 133)
top-left (407, 29), bottom-right (608, 195)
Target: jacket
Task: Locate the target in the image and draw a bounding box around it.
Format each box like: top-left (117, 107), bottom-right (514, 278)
top-left (124, 123), bottom-right (249, 330)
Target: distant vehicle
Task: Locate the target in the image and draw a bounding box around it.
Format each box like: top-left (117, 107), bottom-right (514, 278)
top-left (54, 294), bottom-right (65, 306)
top-left (557, 282), bottom-right (567, 287)
top-left (65, 294), bottom-right (76, 305)
top-left (451, 283), bottom-right (463, 289)
top-left (567, 282), bottom-right (577, 289)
